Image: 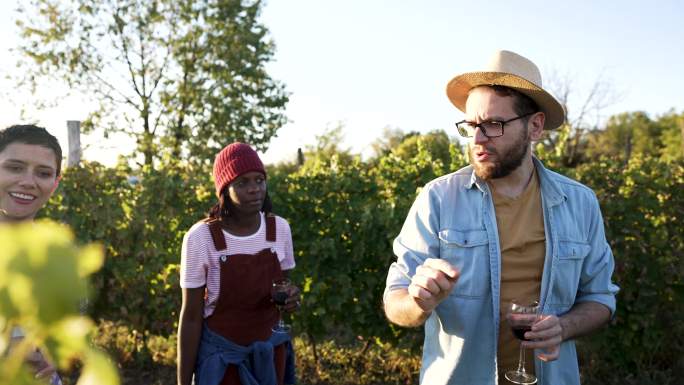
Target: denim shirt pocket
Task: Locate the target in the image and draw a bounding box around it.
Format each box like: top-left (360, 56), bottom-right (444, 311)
top-left (438, 228), bottom-right (490, 298)
top-left (548, 239), bottom-right (591, 308)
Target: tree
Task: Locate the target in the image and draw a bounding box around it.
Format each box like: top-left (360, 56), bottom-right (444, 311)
top-left (584, 111), bottom-right (657, 161)
top-left (537, 71), bottom-right (620, 166)
top-left (582, 110), bottom-right (684, 163)
top-left (297, 123), bottom-right (357, 173)
top-left (390, 129), bottom-right (454, 168)
top-left (16, 0), bottom-right (288, 166)
top-left (369, 126), bottom-right (419, 159)
top-left (655, 109), bottom-right (684, 162)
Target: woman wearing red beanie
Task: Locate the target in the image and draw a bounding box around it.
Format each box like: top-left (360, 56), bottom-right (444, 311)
top-left (177, 142), bottom-right (299, 385)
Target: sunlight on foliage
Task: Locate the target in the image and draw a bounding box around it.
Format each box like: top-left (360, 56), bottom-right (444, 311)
top-left (0, 221), bottom-right (119, 385)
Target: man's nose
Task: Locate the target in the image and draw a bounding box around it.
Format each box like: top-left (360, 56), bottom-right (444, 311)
top-left (473, 126), bottom-right (489, 145)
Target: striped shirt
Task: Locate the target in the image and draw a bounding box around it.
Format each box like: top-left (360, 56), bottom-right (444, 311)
top-left (180, 212), bottom-right (296, 318)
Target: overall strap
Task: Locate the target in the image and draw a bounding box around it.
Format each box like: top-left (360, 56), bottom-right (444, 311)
top-left (205, 218), bottom-right (227, 251)
top-left (266, 213), bottom-right (277, 242)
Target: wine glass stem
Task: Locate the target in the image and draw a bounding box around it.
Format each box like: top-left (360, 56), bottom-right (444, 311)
top-left (517, 345), bottom-right (527, 373)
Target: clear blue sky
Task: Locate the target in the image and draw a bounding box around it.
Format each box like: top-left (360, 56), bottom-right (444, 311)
top-left (1, 0), bottom-right (683, 165)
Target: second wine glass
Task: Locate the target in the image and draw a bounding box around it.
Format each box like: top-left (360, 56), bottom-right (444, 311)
top-left (271, 278), bottom-right (292, 333)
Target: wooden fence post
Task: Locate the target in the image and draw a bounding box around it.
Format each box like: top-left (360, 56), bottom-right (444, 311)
top-left (67, 120), bottom-right (81, 167)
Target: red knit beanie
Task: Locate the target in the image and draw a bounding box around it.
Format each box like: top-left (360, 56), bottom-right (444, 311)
top-left (212, 142), bottom-right (266, 197)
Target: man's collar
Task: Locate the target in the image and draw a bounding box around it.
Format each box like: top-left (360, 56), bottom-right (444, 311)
top-left (532, 157), bottom-right (567, 205)
top-left (465, 167), bottom-right (484, 191)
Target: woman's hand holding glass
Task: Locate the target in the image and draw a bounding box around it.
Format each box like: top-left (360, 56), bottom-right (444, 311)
top-left (278, 281), bottom-right (301, 313)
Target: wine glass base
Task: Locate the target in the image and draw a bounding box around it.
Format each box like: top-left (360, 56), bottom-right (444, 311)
top-left (272, 325), bottom-right (291, 333)
top-left (505, 370), bottom-right (537, 384)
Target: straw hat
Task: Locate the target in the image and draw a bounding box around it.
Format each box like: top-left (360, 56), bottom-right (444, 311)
top-left (446, 50), bottom-right (565, 130)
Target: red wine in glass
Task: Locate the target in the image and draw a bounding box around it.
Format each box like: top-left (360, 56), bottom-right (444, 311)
top-left (273, 291), bottom-right (288, 307)
top-left (512, 326), bottom-right (532, 341)
top-left (272, 279), bottom-right (292, 333)
top-left (505, 299), bottom-right (539, 384)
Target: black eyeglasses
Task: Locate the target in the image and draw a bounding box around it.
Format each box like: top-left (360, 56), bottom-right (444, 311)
top-left (455, 112), bottom-right (535, 138)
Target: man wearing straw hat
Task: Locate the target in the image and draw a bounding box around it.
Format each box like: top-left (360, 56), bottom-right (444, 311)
top-left (383, 50), bottom-right (618, 385)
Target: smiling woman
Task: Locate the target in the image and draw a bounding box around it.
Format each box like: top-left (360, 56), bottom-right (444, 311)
top-left (0, 125), bottom-right (62, 223)
top-left (0, 124), bottom-right (64, 384)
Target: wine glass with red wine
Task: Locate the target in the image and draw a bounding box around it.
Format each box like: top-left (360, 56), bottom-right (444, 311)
top-left (505, 299), bottom-right (539, 384)
top-left (272, 278), bottom-right (292, 333)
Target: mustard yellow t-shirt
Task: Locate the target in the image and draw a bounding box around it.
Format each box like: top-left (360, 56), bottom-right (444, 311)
top-left (490, 170), bottom-right (545, 384)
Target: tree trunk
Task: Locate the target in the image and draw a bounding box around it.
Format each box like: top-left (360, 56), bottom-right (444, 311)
top-left (306, 332), bottom-right (320, 376)
top-left (143, 137), bottom-right (154, 166)
top-left (624, 133), bottom-right (632, 164)
top-left (142, 100), bottom-right (154, 166)
top-left (680, 116), bottom-right (684, 157)
top-left (172, 114), bottom-right (185, 160)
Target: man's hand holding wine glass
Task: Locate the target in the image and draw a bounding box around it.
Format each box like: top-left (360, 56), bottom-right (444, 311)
top-left (522, 314), bottom-right (564, 362)
top-left (407, 258), bottom-right (460, 314)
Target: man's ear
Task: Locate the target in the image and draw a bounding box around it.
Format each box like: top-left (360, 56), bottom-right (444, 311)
top-left (529, 112), bottom-right (545, 141)
top-left (51, 174), bottom-right (62, 194)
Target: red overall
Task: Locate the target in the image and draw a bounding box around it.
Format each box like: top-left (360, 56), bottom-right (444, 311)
top-left (204, 214), bottom-right (287, 385)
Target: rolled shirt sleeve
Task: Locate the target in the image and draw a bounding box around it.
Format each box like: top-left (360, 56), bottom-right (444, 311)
top-left (575, 194), bottom-right (620, 316)
top-left (384, 185), bottom-right (441, 301)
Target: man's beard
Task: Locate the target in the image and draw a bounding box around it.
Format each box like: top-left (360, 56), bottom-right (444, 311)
top-left (469, 128), bottom-right (530, 180)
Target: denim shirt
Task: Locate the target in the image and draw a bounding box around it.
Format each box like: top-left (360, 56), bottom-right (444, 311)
top-left (384, 158), bottom-right (619, 385)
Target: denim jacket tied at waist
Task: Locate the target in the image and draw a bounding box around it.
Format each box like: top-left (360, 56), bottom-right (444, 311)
top-left (195, 323), bottom-right (295, 385)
